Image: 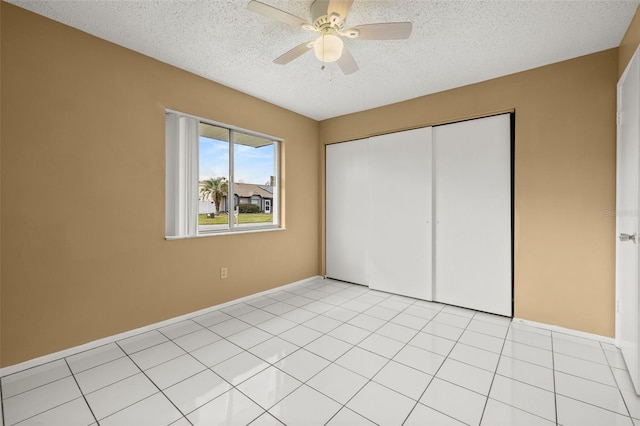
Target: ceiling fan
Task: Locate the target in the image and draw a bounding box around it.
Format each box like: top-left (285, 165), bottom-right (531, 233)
top-left (247, 0), bottom-right (413, 75)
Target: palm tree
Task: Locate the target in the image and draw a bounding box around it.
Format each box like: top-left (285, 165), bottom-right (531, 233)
top-left (200, 177), bottom-right (228, 214)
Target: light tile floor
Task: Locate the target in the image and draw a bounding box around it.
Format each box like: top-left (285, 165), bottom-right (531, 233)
top-left (1, 277), bottom-right (637, 425)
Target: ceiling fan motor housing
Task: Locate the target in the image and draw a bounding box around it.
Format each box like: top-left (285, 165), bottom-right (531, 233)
top-left (313, 14), bottom-right (345, 34)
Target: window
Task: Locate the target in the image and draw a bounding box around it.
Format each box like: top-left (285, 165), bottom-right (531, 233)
top-left (165, 110), bottom-right (281, 238)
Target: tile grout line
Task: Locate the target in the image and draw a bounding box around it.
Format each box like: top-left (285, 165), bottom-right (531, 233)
top-left (280, 286), bottom-right (398, 424)
top-left (72, 356), bottom-right (152, 397)
top-left (172, 283), bottom-right (386, 423)
top-left (490, 325), bottom-right (563, 424)
top-left (327, 300), bottom-right (507, 425)
top-left (2, 371), bottom-right (94, 426)
top-left (267, 282), bottom-right (397, 424)
top-left (63, 358), bottom-right (100, 425)
top-left (418, 316), bottom-right (560, 425)
top-left (111, 340), bottom-right (193, 425)
top-left (502, 331), bottom-right (623, 387)
top-left (244, 284), bottom-right (391, 423)
top-left (477, 313), bottom-right (511, 426)
top-left (146, 286), bottom-right (331, 399)
top-left (130, 318), bottom-right (308, 424)
top-left (552, 334), bottom-right (638, 422)
top-left (152, 326), bottom-right (242, 422)
top-left (551, 332), bottom-right (559, 425)
top-left (0, 374), bottom-right (4, 426)
top-left (399, 308), bottom-right (469, 424)
top-left (506, 327), bottom-right (556, 353)
top-left (401, 305), bottom-right (478, 426)
top-left (599, 339), bottom-right (635, 423)
top-left (0, 360), bottom-right (75, 400)
top-left (237, 285), bottom-right (412, 424)
top-left (4, 398), bottom-right (86, 426)
top-left (162, 332), bottom-right (270, 422)
top-left (320, 296), bottom-right (432, 426)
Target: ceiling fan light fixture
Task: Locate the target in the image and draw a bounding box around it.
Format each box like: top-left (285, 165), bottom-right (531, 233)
top-left (314, 34), bottom-right (343, 63)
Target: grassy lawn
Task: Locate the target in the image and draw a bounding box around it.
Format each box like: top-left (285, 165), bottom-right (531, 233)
top-left (198, 213), bottom-right (273, 225)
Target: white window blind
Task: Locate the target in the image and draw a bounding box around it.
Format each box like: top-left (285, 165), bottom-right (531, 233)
top-left (166, 113), bottom-right (199, 238)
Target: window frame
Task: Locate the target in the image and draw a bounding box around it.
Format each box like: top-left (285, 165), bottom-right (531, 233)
top-left (165, 109), bottom-right (283, 239)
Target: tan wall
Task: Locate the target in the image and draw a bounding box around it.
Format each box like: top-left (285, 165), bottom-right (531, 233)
top-left (620, 5), bottom-right (640, 76)
top-left (320, 49), bottom-right (618, 337)
top-left (0, 4), bottom-right (320, 367)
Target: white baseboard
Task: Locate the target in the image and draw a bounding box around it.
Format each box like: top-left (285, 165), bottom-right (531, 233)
top-left (0, 275), bottom-right (323, 377)
top-left (513, 317), bottom-right (615, 345)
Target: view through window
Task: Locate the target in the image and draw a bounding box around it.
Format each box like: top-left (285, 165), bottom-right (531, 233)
top-left (198, 122), bottom-right (279, 233)
top-left (165, 111), bottom-right (281, 239)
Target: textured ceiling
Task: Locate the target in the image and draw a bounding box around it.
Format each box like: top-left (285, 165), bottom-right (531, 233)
top-left (7, 0), bottom-right (640, 120)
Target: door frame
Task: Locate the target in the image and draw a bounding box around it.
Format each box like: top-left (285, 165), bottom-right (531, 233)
top-left (615, 46), bottom-right (640, 396)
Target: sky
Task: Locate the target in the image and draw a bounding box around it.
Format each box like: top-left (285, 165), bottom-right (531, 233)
top-left (199, 136), bottom-right (275, 185)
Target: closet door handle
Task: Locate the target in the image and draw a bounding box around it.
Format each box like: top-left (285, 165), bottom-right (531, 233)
top-left (619, 233), bottom-right (637, 243)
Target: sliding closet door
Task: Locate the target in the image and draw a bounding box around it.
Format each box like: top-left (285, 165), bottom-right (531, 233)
top-left (434, 114), bottom-right (512, 316)
top-left (368, 128), bottom-right (433, 299)
top-left (326, 139), bottom-right (370, 285)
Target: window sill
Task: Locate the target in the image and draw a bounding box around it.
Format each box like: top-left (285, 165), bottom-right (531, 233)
top-left (166, 226), bottom-right (285, 240)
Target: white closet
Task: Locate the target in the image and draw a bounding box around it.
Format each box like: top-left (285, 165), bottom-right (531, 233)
top-left (325, 114), bottom-right (512, 316)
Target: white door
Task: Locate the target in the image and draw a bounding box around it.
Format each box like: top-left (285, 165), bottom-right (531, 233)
top-left (326, 139), bottom-right (370, 285)
top-left (434, 114), bottom-right (512, 316)
top-left (616, 47), bottom-right (640, 395)
top-left (264, 199), bottom-right (271, 214)
top-left (368, 127), bottom-right (433, 299)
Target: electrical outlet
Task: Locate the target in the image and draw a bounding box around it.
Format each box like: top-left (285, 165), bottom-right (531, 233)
top-left (220, 267), bottom-right (228, 279)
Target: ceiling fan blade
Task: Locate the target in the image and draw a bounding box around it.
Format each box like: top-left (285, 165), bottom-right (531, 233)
top-left (337, 46), bottom-right (359, 75)
top-left (351, 22), bottom-right (413, 40)
top-left (328, 0), bottom-right (354, 20)
top-left (274, 41), bottom-right (314, 65)
top-left (248, 0), bottom-right (311, 28)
